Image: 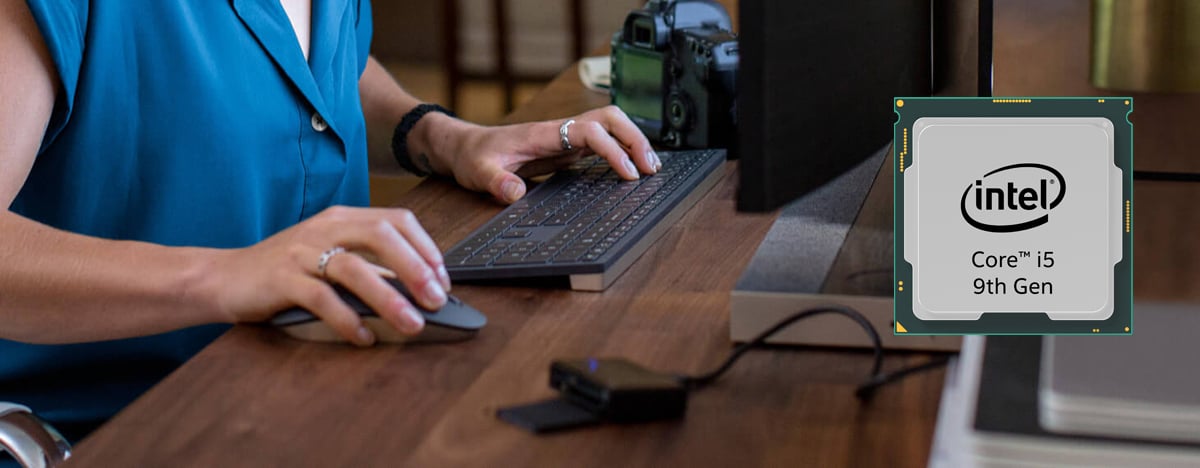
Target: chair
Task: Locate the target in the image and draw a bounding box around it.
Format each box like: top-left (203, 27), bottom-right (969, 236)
top-left (0, 403), bottom-right (70, 468)
top-left (441, 0), bottom-right (588, 113)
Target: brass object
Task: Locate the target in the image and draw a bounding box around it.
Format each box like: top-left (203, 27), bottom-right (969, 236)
top-left (1092, 0), bottom-right (1200, 92)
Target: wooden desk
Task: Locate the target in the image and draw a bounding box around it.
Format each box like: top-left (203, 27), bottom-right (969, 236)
top-left (67, 1), bottom-right (1200, 466)
top-left (67, 61), bottom-right (945, 468)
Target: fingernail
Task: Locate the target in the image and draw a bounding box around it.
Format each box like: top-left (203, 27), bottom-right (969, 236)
top-left (437, 265), bottom-right (452, 290)
top-left (402, 305), bottom-right (425, 333)
top-left (356, 326), bottom-right (375, 346)
top-left (423, 278), bottom-right (447, 308)
top-left (651, 151), bottom-right (663, 172)
top-left (502, 180), bottom-right (524, 202)
top-left (624, 159), bottom-right (639, 178)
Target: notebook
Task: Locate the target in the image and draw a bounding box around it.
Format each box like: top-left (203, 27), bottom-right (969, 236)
top-left (930, 335), bottom-right (1200, 467)
top-left (1040, 302), bottom-right (1200, 443)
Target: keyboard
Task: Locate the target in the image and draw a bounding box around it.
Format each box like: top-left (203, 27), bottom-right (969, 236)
top-left (444, 149), bottom-right (726, 290)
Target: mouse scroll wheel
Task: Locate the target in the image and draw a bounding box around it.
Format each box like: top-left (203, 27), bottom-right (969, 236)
top-left (448, 295), bottom-right (462, 305)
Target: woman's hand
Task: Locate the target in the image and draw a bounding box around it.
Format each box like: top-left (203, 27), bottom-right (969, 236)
top-left (207, 206), bottom-right (450, 346)
top-left (419, 105), bottom-right (660, 204)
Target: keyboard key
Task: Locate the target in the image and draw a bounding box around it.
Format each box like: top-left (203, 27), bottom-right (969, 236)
top-left (551, 255), bottom-right (583, 264)
top-left (481, 242), bottom-right (513, 257)
top-left (500, 229), bottom-right (531, 239)
top-left (527, 250), bottom-right (556, 262)
top-left (606, 208), bottom-right (633, 223)
top-left (515, 216), bottom-right (544, 228)
top-left (462, 254), bottom-right (495, 267)
top-left (444, 254), bottom-right (471, 265)
top-left (447, 246), bottom-right (475, 258)
top-left (492, 252), bottom-right (539, 265)
top-left (559, 245), bottom-right (589, 256)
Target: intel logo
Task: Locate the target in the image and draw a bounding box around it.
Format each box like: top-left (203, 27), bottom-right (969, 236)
top-left (960, 163), bottom-right (1066, 233)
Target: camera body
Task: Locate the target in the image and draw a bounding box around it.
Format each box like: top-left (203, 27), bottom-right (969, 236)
top-left (611, 0), bottom-right (738, 151)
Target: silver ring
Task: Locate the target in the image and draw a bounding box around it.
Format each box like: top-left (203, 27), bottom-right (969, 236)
top-left (559, 119), bottom-right (575, 151)
top-left (317, 246), bottom-right (346, 279)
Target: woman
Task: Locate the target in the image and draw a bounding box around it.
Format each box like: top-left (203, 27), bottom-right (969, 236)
top-left (0, 0), bottom-right (656, 443)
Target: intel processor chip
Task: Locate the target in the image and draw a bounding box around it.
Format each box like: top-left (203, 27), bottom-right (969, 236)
top-left (894, 98), bottom-right (1132, 335)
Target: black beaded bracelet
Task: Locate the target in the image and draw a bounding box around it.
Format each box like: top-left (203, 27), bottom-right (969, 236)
top-left (391, 103), bottom-right (456, 177)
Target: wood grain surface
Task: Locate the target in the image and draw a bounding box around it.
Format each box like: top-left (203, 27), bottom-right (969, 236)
top-left (67, 53), bottom-right (945, 468)
top-left (67, 1), bottom-right (1198, 466)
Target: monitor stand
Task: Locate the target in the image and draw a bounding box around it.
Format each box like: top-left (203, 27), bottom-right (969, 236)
top-left (730, 143), bottom-right (960, 351)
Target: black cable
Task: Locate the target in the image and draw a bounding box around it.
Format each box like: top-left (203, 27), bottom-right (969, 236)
top-left (678, 306), bottom-right (882, 390)
top-left (676, 305), bottom-right (950, 400)
top-left (854, 356), bottom-right (950, 400)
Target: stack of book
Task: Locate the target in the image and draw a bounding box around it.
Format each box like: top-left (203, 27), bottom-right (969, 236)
top-left (930, 304), bottom-right (1200, 467)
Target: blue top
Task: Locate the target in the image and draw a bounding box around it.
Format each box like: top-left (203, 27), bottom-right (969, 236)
top-left (0, 0), bottom-right (373, 438)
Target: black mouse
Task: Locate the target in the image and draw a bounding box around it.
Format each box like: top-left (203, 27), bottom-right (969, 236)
top-left (270, 278), bottom-right (487, 344)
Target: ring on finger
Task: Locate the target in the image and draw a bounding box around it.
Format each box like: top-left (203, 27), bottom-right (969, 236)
top-left (559, 119), bottom-right (576, 151)
top-left (316, 246), bottom-right (346, 280)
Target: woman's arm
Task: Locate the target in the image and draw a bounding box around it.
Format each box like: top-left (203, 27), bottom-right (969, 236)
top-left (0, 0), bottom-right (443, 345)
top-left (0, 0), bottom-right (220, 343)
top-left (357, 56), bottom-right (660, 204)
top-left (358, 57), bottom-right (424, 175)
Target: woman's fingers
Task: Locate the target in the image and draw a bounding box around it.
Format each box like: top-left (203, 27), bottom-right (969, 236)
top-left (341, 217), bottom-right (447, 311)
top-left (592, 106), bottom-right (659, 173)
top-left (288, 274), bottom-right (374, 346)
top-left (322, 251), bottom-right (424, 335)
top-left (311, 207), bottom-right (447, 311)
top-left (575, 121), bottom-right (640, 179)
top-left (562, 107), bottom-right (658, 180)
top-left (443, 106), bottom-right (654, 204)
top-left (469, 158), bottom-right (527, 204)
top-left (382, 209), bottom-right (450, 290)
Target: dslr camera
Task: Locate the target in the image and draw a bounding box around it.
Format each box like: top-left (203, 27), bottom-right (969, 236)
top-left (611, 0), bottom-right (738, 151)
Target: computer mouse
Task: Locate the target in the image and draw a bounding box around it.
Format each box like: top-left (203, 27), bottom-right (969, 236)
top-left (270, 278), bottom-right (487, 344)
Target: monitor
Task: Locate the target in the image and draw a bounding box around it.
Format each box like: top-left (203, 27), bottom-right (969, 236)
top-left (727, 0), bottom-right (994, 349)
top-left (736, 0), bottom-right (994, 212)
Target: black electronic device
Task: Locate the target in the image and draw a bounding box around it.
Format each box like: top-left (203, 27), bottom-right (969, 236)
top-left (736, 0), bottom-right (994, 212)
top-left (497, 357), bottom-right (687, 433)
top-left (270, 278), bottom-right (488, 344)
top-left (610, 0), bottom-right (738, 151)
top-left (550, 358), bottom-right (687, 422)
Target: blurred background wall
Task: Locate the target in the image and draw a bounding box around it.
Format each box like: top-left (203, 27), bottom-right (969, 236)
top-left (370, 0), bottom-right (638, 125)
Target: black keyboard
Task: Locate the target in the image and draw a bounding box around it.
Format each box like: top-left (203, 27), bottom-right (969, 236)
top-left (444, 149), bottom-right (726, 290)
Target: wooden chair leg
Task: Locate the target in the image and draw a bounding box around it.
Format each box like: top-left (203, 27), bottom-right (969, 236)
top-left (569, 0), bottom-right (585, 62)
top-left (492, 0), bottom-right (515, 113)
top-left (441, 0), bottom-right (461, 111)
top-left (452, 0), bottom-right (590, 114)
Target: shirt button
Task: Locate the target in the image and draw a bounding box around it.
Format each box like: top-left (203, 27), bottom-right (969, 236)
top-left (311, 113), bottom-right (329, 132)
